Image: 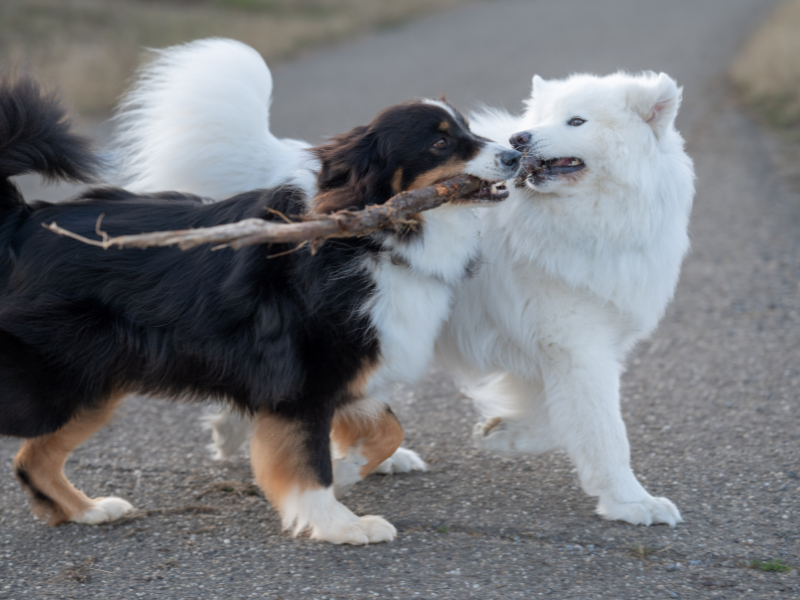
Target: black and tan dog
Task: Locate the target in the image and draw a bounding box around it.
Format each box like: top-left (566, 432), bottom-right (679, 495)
top-left (0, 72), bottom-right (519, 544)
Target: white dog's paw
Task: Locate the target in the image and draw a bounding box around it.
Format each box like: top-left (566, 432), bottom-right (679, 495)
top-left (473, 416), bottom-right (558, 456)
top-left (312, 515), bottom-right (397, 545)
top-left (372, 447), bottom-right (427, 475)
top-left (72, 497), bottom-right (134, 525)
top-left (473, 417), bottom-right (525, 455)
top-left (596, 495), bottom-right (682, 527)
top-left (474, 416), bottom-right (508, 448)
top-left (202, 409), bottom-right (251, 460)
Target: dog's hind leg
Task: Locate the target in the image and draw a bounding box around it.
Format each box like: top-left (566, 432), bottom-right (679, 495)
top-left (250, 408), bottom-right (397, 545)
top-left (13, 394), bottom-right (133, 526)
top-left (203, 406), bottom-right (251, 460)
top-left (471, 372), bottom-right (560, 456)
top-left (330, 400), bottom-right (406, 498)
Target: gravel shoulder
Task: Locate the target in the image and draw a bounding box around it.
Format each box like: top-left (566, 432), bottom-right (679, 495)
top-left (2, 1), bottom-right (798, 599)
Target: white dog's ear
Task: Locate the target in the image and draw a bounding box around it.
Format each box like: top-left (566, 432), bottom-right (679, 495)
top-left (532, 75), bottom-right (548, 97)
top-left (629, 73), bottom-right (681, 139)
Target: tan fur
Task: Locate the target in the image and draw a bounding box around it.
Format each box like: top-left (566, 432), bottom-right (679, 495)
top-left (14, 395), bottom-right (125, 525)
top-left (438, 121), bottom-right (450, 132)
top-left (390, 168), bottom-right (404, 194)
top-left (310, 188), bottom-right (357, 215)
top-left (331, 406), bottom-right (404, 478)
top-left (407, 158), bottom-right (467, 191)
top-left (250, 411), bottom-right (321, 506)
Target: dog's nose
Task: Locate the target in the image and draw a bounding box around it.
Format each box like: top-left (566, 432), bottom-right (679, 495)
top-left (509, 131), bottom-right (532, 150)
top-left (500, 149), bottom-right (521, 171)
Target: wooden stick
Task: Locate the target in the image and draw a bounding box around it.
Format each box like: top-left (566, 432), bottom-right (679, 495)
top-left (43, 174), bottom-right (484, 252)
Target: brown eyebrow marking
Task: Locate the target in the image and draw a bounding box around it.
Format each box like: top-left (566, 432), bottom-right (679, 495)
top-left (438, 121), bottom-right (450, 132)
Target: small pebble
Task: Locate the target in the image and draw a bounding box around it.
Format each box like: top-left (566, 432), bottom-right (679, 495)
top-left (666, 592), bottom-right (678, 599)
top-left (667, 564), bottom-right (678, 572)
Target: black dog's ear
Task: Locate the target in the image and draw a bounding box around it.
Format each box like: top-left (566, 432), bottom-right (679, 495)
top-left (311, 125), bottom-right (390, 214)
top-left (312, 125), bottom-right (375, 191)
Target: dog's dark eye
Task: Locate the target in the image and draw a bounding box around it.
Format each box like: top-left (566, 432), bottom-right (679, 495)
top-left (568, 118), bottom-right (586, 127)
top-left (433, 137), bottom-right (448, 149)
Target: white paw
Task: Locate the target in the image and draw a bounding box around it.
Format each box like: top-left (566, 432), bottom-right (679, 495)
top-left (72, 497), bottom-right (134, 525)
top-left (312, 515), bottom-right (397, 545)
top-left (372, 447), bottom-right (427, 475)
top-left (596, 495), bottom-right (683, 527)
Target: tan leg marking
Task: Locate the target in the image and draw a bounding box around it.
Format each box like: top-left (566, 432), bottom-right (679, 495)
top-left (251, 409), bottom-right (398, 544)
top-left (249, 411), bottom-right (320, 507)
top-left (332, 406), bottom-right (404, 479)
top-left (14, 395), bottom-right (125, 525)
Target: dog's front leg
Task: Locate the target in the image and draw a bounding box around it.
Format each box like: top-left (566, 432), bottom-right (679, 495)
top-left (250, 408), bottom-right (397, 544)
top-left (540, 343), bottom-right (682, 527)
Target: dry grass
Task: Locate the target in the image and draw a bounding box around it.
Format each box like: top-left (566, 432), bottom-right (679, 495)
top-left (730, 0), bottom-right (800, 128)
top-left (0, 0), bottom-right (472, 115)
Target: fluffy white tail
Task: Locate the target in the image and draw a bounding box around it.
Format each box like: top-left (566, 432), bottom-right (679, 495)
top-left (111, 38), bottom-right (314, 198)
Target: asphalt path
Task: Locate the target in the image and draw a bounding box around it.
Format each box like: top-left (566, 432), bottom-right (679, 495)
top-left (3, 0), bottom-right (799, 598)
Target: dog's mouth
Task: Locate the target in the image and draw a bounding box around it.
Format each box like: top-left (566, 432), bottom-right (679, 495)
top-left (516, 155), bottom-right (586, 185)
top-left (449, 177), bottom-right (508, 203)
top-left (467, 179), bottom-right (509, 202)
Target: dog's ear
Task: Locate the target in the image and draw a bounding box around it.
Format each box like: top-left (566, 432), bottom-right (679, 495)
top-left (531, 75), bottom-right (548, 98)
top-left (311, 124), bottom-right (391, 213)
top-left (628, 73), bottom-right (681, 140)
top-left (312, 125), bottom-right (374, 191)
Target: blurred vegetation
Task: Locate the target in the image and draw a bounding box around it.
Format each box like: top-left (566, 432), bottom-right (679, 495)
top-left (0, 0), bottom-right (472, 115)
top-left (730, 0), bottom-right (800, 129)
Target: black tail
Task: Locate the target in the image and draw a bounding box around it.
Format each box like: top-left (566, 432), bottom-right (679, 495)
top-left (0, 70), bottom-right (100, 287)
top-left (0, 69), bottom-right (99, 183)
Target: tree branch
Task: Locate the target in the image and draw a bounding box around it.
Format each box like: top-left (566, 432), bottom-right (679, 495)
top-left (43, 174), bottom-right (483, 252)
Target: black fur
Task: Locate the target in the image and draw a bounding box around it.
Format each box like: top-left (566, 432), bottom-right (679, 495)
top-left (0, 76), bottom-right (493, 492)
top-left (0, 70), bottom-right (99, 183)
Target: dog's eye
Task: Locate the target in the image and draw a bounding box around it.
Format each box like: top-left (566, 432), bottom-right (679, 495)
top-left (433, 137), bottom-right (448, 149)
top-left (568, 118), bottom-right (586, 127)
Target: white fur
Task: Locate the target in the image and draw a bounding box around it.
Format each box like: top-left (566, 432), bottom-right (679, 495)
top-left (279, 487), bottom-right (396, 544)
top-left (112, 38), bottom-right (317, 199)
top-left (373, 447), bottom-right (428, 475)
top-left (72, 497), bottom-right (134, 525)
top-left (202, 407), bottom-right (250, 460)
top-left (438, 71), bottom-right (694, 526)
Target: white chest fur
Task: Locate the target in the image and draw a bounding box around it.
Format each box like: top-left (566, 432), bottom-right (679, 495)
top-left (364, 205), bottom-right (481, 399)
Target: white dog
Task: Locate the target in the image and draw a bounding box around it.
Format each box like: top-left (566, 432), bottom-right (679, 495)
top-left (438, 72), bottom-right (694, 526)
top-left (112, 39), bottom-right (694, 526)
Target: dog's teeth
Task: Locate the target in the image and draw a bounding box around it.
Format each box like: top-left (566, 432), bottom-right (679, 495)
top-left (570, 159), bottom-right (580, 166)
top-left (490, 183), bottom-right (498, 194)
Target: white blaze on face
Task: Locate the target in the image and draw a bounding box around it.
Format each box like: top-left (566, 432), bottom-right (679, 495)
top-left (466, 140), bottom-right (518, 183)
top-left (421, 98), bottom-right (458, 120)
